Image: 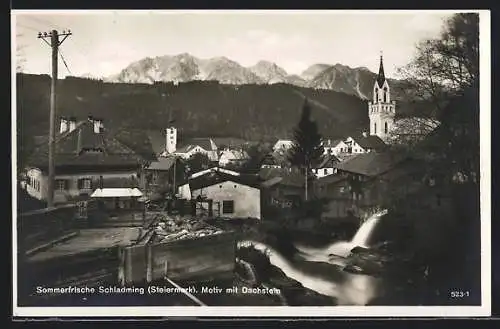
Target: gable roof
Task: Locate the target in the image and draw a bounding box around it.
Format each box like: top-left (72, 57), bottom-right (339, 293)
top-left (259, 168), bottom-right (304, 188)
top-left (323, 139), bottom-right (343, 147)
top-left (27, 120), bottom-right (145, 170)
top-left (189, 166), bottom-right (241, 179)
top-left (177, 138), bottom-right (217, 153)
top-left (349, 134), bottom-right (387, 151)
top-left (219, 149), bottom-right (249, 160)
top-left (317, 154), bottom-right (340, 168)
top-left (273, 139), bottom-right (294, 150)
top-left (188, 171), bottom-right (261, 191)
top-left (146, 157), bottom-right (180, 171)
top-left (334, 152), bottom-right (406, 177)
top-left (315, 174), bottom-right (347, 187)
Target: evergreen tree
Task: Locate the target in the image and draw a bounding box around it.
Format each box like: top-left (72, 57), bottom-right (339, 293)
top-left (288, 98), bottom-right (325, 200)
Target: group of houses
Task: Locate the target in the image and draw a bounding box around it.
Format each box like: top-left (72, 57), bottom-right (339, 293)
top-left (20, 54), bottom-right (446, 222)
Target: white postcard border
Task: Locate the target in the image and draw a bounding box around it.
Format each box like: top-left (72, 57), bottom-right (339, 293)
top-left (11, 9), bottom-right (492, 318)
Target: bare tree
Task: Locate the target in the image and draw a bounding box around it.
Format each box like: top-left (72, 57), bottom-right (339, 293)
top-left (397, 13), bottom-right (479, 111)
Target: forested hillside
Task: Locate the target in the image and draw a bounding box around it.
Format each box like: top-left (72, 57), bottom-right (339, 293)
top-left (16, 73), bottom-right (431, 167)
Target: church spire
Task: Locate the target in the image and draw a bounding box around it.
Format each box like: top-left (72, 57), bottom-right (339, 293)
top-left (376, 51), bottom-right (386, 88)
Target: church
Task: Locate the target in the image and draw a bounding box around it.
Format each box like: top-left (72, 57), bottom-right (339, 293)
top-left (367, 53), bottom-right (440, 145)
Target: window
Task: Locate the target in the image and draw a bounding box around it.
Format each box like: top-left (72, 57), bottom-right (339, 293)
top-left (56, 179), bottom-right (68, 191)
top-left (78, 178), bottom-right (92, 190)
top-left (222, 200), bottom-right (234, 214)
top-left (374, 123), bottom-right (377, 134)
top-left (384, 122), bottom-right (388, 134)
top-left (323, 169), bottom-right (327, 176)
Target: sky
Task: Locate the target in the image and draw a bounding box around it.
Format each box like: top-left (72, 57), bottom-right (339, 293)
top-left (13, 10), bottom-right (454, 79)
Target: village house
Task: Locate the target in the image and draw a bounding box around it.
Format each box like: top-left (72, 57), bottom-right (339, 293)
top-left (144, 156), bottom-right (186, 196)
top-left (343, 133), bottom-right (387, 154)
top-left (162, 126), bottom-right (219, 161)
top-left (218, 148), bottom-right (250, 167)
top-left (322, 139), bottom-right (348, 156)
top-left (314, 174), bottom-right (351, 219)
top-left (312, 153), bottom-right (341, 178)
top-left (261, 153), bottom-right (282, 169)
top-left (272, 139), bottom-right (294, 154)
top-left (24, 116), bottom-right (149, 204)
top-left (177, 168), bottom-right (261, 219)
top-left (259, 168), bottom-right (305, 208)
top-left (331, 151), bottom-right (423, 217)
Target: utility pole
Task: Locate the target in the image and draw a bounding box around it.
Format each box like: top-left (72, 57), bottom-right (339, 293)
top-left (38, 29), bottom-right (72, 207)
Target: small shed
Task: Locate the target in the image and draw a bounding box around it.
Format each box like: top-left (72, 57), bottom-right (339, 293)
top-left (91, 188), bottom-right (144, 213)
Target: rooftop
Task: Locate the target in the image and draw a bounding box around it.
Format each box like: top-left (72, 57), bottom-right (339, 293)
top-left (334, 152), bottom-right (406, 177)
top-left (176, 137), bottom-right (217, 153)
top-left (349, 134), bottom-right (387, 151)
top-left (147, 156), bottom-right (181, 171)
top-left (188, 170), bottom-right (261, 191)
top-left (91, 188), bottom-right (143, 198)
top-left (27, 119), bottom-right (145, 170)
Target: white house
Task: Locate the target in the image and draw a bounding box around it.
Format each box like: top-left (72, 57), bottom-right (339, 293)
top-left (173, 138), bottom-right (219, 162)
top-left (178, 170), bottom-right (261, 219)
top-left (343, 133), bottom-right (387, 154)
top-left (272, 139), bottom-right (294, 153)
top-left (313, 154), bottom-right (341, 178)
top-left (322, 139), bottom-right (349, 156)
top-left (218, 148), bottom-right (249, 167)
top-left (162, 126), bottom-right (219, 161)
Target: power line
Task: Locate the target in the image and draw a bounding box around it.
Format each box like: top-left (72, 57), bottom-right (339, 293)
top-left (17, 24), bottom-right (39, 32)
top-left (58, 49), bottom-right (72, 75)
top-left (26, 16), bottom-right (65, 30)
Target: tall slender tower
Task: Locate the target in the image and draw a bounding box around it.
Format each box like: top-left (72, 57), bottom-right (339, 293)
top-left (166, 127), bottom-right (177, 154)
top-left (368, 53), bottom-right (396, 141)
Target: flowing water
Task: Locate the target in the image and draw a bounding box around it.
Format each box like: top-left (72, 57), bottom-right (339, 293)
top-left (239, 211), bottom-right (390, 305)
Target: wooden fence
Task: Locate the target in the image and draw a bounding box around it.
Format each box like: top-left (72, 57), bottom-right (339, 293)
top-left (119, 231), bottom-right (237, 285)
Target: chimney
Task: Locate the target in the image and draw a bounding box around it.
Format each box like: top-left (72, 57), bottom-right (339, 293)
top-left (59, 117), bottom-right (68, 133)
top-left (68, 117), bottom-right (77, 132)
top-left (362, 131), bottom-right (368, 138)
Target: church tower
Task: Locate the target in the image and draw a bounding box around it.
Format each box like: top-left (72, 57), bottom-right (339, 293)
top-left (165, 127), bottom-right (177, 154)
top-left (368, 53), bottom-right (396, 141)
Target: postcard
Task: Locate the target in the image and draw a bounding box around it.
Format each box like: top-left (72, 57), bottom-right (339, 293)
top-left (12, 9), bottom-right (491, 318)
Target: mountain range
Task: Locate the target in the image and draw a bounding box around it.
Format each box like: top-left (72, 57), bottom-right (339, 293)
top-left (105, 53), bottom-right (408, 100)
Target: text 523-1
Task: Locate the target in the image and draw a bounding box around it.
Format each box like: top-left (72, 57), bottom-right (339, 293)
top-left (450, 290), bottom-right (470, 298)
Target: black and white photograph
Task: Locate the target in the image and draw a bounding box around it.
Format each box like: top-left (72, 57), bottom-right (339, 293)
top-left (12, 10), bottom-right (490, 317)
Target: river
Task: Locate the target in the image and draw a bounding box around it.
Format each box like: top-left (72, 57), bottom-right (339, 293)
top-left (239, 213), bottom-right (394, 305)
